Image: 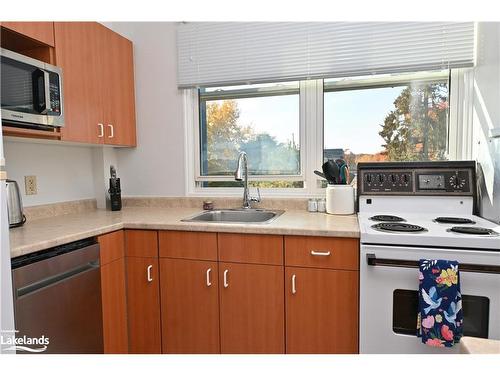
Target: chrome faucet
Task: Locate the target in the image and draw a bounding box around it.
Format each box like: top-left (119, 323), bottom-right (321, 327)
top-left (234, 151), bottom-right (261, 209)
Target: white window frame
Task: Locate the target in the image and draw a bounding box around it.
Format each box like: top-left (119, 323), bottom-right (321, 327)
top-left (184, 71), bottom-right (473, 197)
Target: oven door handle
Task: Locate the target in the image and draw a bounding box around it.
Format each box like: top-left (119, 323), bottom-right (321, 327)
top-left (366, 253), bottom-right (500, 274)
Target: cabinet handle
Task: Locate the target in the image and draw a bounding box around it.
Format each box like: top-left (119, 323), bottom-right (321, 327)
top-left (311, 250), bottom-right (331, 256)
top-left (98, 123), bottom-right (104, 138)
top-left (147, 265), bottom-right (153, 282)
top-left (206, 268), bottom-right (212, 287)
top-left (292, 274), bottom-right (297, 295)
top-left (223, 269), bottom-right (229, 288)
top-left (108, 124), bottom-right (114, 138)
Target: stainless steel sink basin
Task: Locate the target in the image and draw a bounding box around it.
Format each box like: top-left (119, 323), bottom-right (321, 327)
top-left (181, 209), bottom-right (284, 224)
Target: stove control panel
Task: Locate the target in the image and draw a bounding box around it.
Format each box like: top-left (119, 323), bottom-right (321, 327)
top-left (362, 171), bottom-right (413, 193)
top-left (358, 164), bottom-right (474, 196)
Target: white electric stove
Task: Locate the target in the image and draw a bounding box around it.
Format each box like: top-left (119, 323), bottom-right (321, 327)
top-left (357, 161), bottom-right (500, 354)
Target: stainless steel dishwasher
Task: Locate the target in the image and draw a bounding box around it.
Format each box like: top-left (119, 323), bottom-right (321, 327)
top-left (11, 238), bottom-right (103, 353)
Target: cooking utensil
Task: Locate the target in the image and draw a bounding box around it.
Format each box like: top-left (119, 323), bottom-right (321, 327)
top-left (334, 159), bottom-right (350, 184)
top-left (322, 160), bottom-right (340, 184)
top-left (314, 170), bottom-right (326, 180)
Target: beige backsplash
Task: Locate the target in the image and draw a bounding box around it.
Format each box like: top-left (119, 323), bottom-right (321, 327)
top-left (122, 196), bottom-right (309, 210)
top-left (23, 196), bottom-right (310, 221)
top-left (23, 199), bottom-right (97, 221)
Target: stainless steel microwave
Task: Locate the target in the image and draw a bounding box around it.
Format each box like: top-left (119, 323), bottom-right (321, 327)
top-left (1, 48), bottom-right (64, 128)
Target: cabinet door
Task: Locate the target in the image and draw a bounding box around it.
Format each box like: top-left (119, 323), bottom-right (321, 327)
top-left (54, 22), bottom-right (104, 144)
top-left (126, 257), bottom-right (162, 353)
top-left (219, 263), bottom-right (284, 353)
top-left (1, 22), bottom-right (55, 46)
top-left (98, 231), bottom-right (128, 354)
top-left (101, 26), bottom-right (136, 146)
top-left (160, 258), bottom-right (220, 353)
top-left (285, 267), bottom-right (359, 354)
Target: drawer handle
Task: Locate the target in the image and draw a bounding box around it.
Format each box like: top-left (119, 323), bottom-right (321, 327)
top-left (206, 268), bottom-right (212, 287)
top-left (223, 269), bottom-right (229, 288)
top-left (291, 274), bottom-right (297, 295)
top-left (147, 265), bottom-right (153, 282)
top-left (311, 250), bottom-right (331, 256)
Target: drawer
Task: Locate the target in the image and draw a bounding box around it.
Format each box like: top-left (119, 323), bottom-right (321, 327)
top-left (98, 230), bottom-right (125, 265)
top-left (159, 231), bottom-right (217, 261)
top-left (218, 233), bottom-right (283, 265)
top-left (285, 236), bottom-right (358, 270)
top-left (125, 230), bottom-right (158, 258)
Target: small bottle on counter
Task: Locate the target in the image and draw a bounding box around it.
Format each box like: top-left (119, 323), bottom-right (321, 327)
top-left (307, 198), bottom-right (318, 212)
top-left (317, 198), bottom-right (326, 213)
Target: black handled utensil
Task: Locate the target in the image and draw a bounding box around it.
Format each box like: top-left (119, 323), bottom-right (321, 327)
top-left (322, 160), bottom-right (340, 184)
top-left (314, 170), bottom-right (326, 180)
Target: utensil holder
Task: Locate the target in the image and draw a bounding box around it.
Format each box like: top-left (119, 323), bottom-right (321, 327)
top-left (326, 185), bottom-right (355, 215)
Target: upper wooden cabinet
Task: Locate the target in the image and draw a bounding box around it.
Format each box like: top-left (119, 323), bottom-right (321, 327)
top-left (54, 22), bottom-right (136, 146)
top-left (101, 29), bottom-right (136, 146)
top-left (54, 22), bottom-right (103, 144)
top-left (1, 22), bottom-right (55, 46)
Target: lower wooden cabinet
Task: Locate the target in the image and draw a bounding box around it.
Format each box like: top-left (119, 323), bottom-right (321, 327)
top-left (100, 230), bottom-right (359, 354)
top-left (126, 256), bottom-right (162, 354)
top-left (98, 230), bottom-right (128, 354)
top-left (285, 267), bottom-right (359, 354)
top-left (160, 258), bottom-right (220, 353)
top-left (219, 262), bottom-right (285, 354)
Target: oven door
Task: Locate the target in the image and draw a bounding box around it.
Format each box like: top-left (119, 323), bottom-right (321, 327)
top-left (360, 244), bottom-right (500, 354)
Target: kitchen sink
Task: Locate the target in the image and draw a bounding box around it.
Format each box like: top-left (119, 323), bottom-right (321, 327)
top-left (181, 209), bottom-right (284, 224)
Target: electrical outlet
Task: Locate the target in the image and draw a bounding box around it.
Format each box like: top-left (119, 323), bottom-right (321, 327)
top-left (25, 175), bottom-right (37, 195)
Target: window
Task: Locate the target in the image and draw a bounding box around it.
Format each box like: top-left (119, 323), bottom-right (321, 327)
top-left (197, 82), bottom-right (302, 188)
top-left (187, 70), bottom-right (466, 196)
top-left (324, 71), bottom-right (450, 172)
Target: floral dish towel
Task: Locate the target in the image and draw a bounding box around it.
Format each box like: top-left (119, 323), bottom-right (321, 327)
top-left (417, 259), bottom-right (463, 348)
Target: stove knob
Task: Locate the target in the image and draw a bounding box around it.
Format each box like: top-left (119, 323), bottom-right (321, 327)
top-left (377, 174), bottom-right (385, 184)
top-left (365, 174), bottom-right (372, 184)
top-left (389, 174), bottom-right (398, 184)
top-left (402, 174), bottom-right (410, 185)
top-left (449, 174), bottom-right (465, 189)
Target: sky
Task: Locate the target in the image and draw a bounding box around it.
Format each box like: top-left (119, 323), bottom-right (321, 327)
top-left (236, 95), bottom-right (300, 145)
top-left (234, 86), bottom-right (404, 155)
top-left (324, 86), bottom-right (404, 154)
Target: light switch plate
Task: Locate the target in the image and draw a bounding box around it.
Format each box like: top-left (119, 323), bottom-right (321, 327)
top-left (25, 175), bottom-right (37, 195)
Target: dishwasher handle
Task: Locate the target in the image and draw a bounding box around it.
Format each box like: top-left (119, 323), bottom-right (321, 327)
top-left (16, 260), bottom-right (100, 298)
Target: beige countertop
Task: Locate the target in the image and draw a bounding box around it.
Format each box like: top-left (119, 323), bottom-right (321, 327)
top-left (9, 207), bottom-right (360, 258)
top-left (460, 337), bottom-right (500, 354)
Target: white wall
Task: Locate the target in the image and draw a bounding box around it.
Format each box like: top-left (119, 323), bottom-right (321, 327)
top-left (472, 22), bottom-right (500, 223)
top-left (3, 140), bottom-right (96, 206)
top-left (103, 22), bottom-right (186, 196)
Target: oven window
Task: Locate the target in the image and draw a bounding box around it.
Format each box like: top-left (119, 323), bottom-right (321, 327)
top-left (392, 289), bottom-right (490, 338)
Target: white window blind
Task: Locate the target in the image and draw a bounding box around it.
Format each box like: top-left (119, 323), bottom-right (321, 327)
top-left (177, 22), bottom-right (475, 88)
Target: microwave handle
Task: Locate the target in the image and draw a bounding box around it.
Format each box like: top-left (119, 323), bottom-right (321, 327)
top-left (43, 70), bottom-right (52, 113)
top-left (32, 69), bottom-right (51, 114)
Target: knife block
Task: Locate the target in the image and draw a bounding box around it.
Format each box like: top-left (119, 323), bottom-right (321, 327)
top-left (108, 178), bottom-right (122, 211)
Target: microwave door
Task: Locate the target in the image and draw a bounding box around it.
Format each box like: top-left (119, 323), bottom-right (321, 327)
top-left (1, 54), bottom-right (48, 126)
